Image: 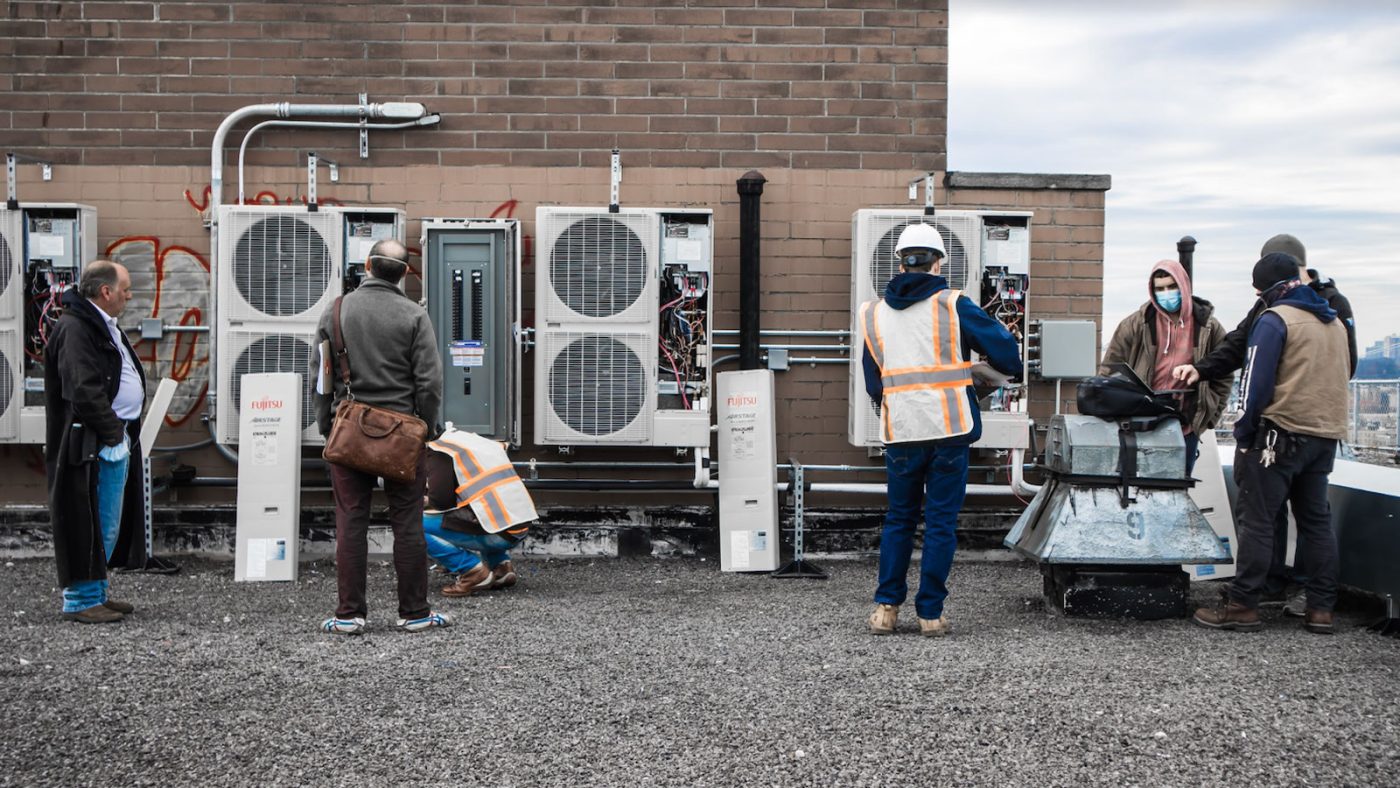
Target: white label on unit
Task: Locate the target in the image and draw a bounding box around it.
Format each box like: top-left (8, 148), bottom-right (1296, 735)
top-left (729, 530), bottom-right (751, 570)
top-left (724, 390), bottom-right (759, 459)
top-left (35, 234), bottom-right (65, 256)
top-left (450, 340), bottom-right (485, 367)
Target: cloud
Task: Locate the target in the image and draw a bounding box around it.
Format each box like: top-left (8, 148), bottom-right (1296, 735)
top-left (950, 0), bottom-right (1400, 347)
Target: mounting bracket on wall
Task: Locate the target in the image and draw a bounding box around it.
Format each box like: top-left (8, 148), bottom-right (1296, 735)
top-left (608, 148), bottom-right (622, 213)
top-left (907, 170), bottom-right (936, 216)
top-left (358, 93), bottom-right (370, 159)
top-left (6, 151), bottom-right (54, 210)
top-left (306, 151), bottom-right (340, 212)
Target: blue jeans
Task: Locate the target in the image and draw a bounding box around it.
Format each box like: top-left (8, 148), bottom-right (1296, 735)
top-left (1184, 431), bottom-right (1200, 476)
top-left (62, 454), bottom-right (129, 613)
top-left (423, 513), bottom-right (520, 574)
top-left (875, 443), bottom-right (970, 620)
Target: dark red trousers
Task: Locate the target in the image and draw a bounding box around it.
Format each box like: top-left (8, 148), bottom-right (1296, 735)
top-left (328, 449), bottom-right (430, 621)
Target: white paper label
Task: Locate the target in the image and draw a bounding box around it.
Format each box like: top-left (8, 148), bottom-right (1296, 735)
top-left (246, 539), bottom-right (267, 578)
top-left (676, 238), bottom-right (703, 262)
top-left (729, 530), bottom-right (751, 569)
top-left (36, 234), bottom-right (65, 257)
top-left (249, 429), bottom-right (278, 466)
top-left (450, 340), bottom-right (485, 367)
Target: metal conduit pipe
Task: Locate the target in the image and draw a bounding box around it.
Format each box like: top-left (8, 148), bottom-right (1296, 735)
top-left (237, 116), bottom-right (441, 203)
top-left (712, 329), bottom-right (851, 337)
top-left (712, 343), bottom-right (851, 352)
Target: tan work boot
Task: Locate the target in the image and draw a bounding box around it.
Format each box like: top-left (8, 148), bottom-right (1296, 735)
top-left (441, 563), bottom-right (492, 597)
top-left (489, 561), bottom-right (517, 590)
top-left (918, 615), bottom-right (951, 637)
top-left (1192, 595), bottom-right (1262, 632)
top-left (868, 603), bottom-right (898, 635)
top-left (1303, 609), bottom-right (1335, 634)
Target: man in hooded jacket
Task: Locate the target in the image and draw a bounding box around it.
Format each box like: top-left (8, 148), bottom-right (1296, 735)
top-left (859, 223), bottom-right (1022, 636)
top-left (1100, 259), bottom-right (1230, 473)
top-left (1192, 253), bottom-right (1349, 634)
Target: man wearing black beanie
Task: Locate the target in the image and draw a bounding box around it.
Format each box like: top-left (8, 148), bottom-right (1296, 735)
top-left (1193, 252), bottom-right (1350, 634)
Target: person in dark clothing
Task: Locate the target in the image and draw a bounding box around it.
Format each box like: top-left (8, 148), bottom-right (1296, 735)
top-left (1193, 253), bottom-right (1349, 634)
top-left (312, 239), bottom-right (448, 636)
top-left (1170, 235), bottom-right (1357, 613)
top-left (44, 260), bottom-right (146, 623)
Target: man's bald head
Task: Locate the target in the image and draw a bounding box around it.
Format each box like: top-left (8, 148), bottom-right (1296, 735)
top-left (367, 239), bottom-right (410, 285)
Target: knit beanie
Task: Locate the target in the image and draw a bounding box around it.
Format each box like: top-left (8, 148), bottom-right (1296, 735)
top-left (1252, 252), bottom-right (1302, 291)
top-left (1260, 233), bottom-right (1306, 265)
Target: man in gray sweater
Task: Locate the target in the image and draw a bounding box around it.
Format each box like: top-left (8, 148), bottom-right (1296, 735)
top-left (312, 239), bottom-right (448, 635)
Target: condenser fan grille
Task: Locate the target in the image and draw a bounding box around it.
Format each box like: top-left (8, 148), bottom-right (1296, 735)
top-left (871, 221), bottom-right (969, 295)
top-left (550, 217), bottom-right (647, 318)
top-left (233, 216), bottom-right (332, 317)
top-left (230, 335), bottom-right (316, 433)
top-left (549, 335), bottom-right (645, 436)
top-left (0, 233), bottom-right (12, 301)
top-left (0, 345), bottom-right (13, 422)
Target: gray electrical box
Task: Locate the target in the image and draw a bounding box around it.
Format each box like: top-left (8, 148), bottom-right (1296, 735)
top-left (422, 219), bottom-right (521, 446)
top-left (332, 207), bottom-right (406, 292)
top-left (1037, 319), bottom-right (1099, 379)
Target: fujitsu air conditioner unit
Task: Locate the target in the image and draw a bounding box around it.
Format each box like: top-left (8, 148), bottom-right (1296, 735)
top-left (216, 329), bottom-right (321, 445)
top-left (847, 210), bottom-right (983, 448)
top-left (216, 205), bottom-right (343, 325)
top-left (534, 206), bottom-right (713, 448)
top-left (0, 329), bottom-right (18, 442)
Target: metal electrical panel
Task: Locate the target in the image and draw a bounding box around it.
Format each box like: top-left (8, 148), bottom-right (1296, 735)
top-left (333, 208), bottom-right (406, 292)
top-left (422, 219), bottom-right (521, 445)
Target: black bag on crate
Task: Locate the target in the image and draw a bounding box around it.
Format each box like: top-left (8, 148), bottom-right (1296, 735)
top-left (1075, 362), bottom-right (1181, 421)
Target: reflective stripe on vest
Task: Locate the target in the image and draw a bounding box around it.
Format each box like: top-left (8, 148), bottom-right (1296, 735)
top-left (863, 289), bottom-right (974, 444)
top-left (427, 436), bottom-right (518, 533)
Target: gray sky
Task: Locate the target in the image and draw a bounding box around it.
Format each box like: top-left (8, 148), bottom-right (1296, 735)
top-left (949, 0), bottom-right (1400, 350)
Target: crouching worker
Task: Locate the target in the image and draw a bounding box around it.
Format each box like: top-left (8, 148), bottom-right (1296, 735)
top-left (424, 427), bottom-right (538, 597)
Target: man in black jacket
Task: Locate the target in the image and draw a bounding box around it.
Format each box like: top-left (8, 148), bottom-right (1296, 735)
top-left (44, 260), bottom-right (146, 623)
top-left (1172, 235), bottom-right (1357, 613)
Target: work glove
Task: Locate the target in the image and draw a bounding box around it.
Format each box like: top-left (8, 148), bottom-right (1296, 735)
top-left (98, 434), bottom-right (131, 463)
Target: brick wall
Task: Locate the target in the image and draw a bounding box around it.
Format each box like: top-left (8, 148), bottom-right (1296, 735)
top-left (0, 1), bottom-right (1108, 508)
top-left (3, 0), bottom-right (948, 170)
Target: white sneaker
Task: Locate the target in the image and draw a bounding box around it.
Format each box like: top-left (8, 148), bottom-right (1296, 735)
top-left (320, 616), bottom-right (366, 635)
top-left (396, 611), bottom-right (453, 632)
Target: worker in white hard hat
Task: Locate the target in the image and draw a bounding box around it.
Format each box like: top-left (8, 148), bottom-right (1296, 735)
top-left (859, 222), bottom-right (1022, 637)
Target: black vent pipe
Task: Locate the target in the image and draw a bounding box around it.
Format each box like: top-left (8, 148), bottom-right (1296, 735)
top-left (1177, 235), bottom-right (1197, 281)
top-left (737, 170), bottom-right (766, 370)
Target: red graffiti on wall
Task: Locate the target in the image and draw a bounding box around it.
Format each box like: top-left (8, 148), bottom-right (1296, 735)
top-left (104, 236), bottom-right (211, 427)
top-left (183, 185), bottom-right (343, 216)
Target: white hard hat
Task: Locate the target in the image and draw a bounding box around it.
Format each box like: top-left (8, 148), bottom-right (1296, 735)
top-left (894, 223), bottom-right (947, 259)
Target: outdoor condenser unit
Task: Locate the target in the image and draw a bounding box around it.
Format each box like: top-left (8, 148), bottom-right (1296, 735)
top-left (534, 206), bottom-right (713, 448)
top-left (422, 218), bottom-right (522, 446)
top-left (0, 203), bottom-right (98, 444)
top-left (846, 209), bottom-right (1033, 449)
top-left (214, 204), bottom-right (404, 445)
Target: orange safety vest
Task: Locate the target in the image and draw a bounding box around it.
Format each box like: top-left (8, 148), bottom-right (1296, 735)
top-left (425, 429), bottom-right (537, 535)
top-left (860, 289), bottom-right (975, 444)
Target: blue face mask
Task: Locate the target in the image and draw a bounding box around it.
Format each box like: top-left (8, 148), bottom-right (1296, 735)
top-left (1155, 289), bottom-right (1182, 312)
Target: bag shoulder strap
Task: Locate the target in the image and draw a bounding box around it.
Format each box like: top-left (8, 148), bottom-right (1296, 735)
top-left (331, 296), bottom-right (353, 393)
